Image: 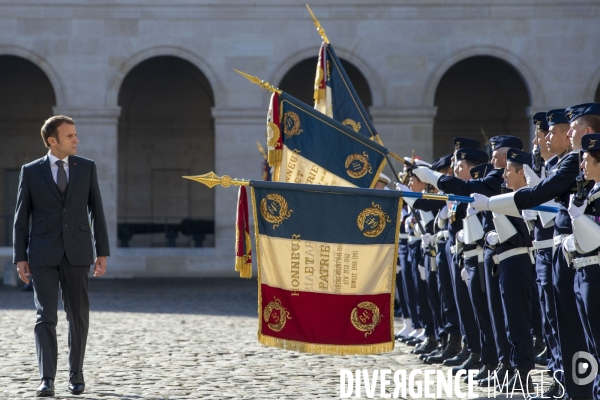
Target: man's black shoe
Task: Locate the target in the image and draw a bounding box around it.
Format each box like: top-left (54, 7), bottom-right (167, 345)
top-left (427, 333), bottom-right (462, 364)
top-left (528, 380), bottom-right (565, 399)
top-left (442, 347), bottom-right (469, 366)
top-left (412, 337), bottom-right (438, 355)
top-left (495, 369), bottom-right (534, 394)
top-left (463, 364), bottom-right (495, 383)
top-left (535, 348), bottom-right (548, 365)
top-left (36, 378), bottom-right (54, 397)
top-left (68, 372), bottom-right (85, 395)
top-left (478, 362), bottom-right (514, 387)
top-left (451, 352), bottom-right (482, 375)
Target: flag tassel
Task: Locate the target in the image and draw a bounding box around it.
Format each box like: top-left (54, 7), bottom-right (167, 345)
top-left (235, 186), bottom-right (252, 278)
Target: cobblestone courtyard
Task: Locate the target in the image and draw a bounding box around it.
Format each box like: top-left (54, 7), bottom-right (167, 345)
top-left (1, 278), bottom-right (538, 399)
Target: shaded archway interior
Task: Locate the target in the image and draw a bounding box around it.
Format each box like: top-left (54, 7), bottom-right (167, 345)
top-left (278, 57), bottom-right (372, 111)
top-left (118, 56), bottom-right (215, 248)
top-left (433, 56), bottom-right (531, 158)
top-left (0, 55), bottom-right (56, 246)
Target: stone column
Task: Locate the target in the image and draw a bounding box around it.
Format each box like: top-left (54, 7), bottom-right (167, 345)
top-left (211, 107), bottom-right (266, 275)
top-left (52, 106), bottom-right (121, 257)
top-left (370, 106), bottom-right (438, 171)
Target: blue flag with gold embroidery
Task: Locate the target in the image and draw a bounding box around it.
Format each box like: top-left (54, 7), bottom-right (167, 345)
top-left (314, 43), bottom-right (379, 143)
top-left (250, 181), bottom-right (401, 354)
top-left (268, 91), bottom-right (387, 188)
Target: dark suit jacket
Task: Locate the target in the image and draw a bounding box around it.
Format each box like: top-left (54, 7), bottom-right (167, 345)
top-left (13, 154), bottom-right (110, 268)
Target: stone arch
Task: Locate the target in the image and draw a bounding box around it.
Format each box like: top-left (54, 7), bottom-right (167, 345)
top-left (271, 46), bottom-right (384, 107)
top-left (431, 55), bottom-right (532, 157)
top-left (424, 45), bottom-right (541, 108)
top-left (0, 45), bottom-right (65, 106)
top-left (106, 46), bottom-right (223, 108)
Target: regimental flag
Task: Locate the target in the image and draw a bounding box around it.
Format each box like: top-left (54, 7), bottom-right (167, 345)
top-left (268, 91), bottom-right (387, 188)
top-left (251, 181), bottom-right (401, 355)
top-left (314, 42), bottom-right (380, 143)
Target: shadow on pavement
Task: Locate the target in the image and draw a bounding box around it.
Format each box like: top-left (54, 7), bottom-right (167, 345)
top-left (0, 278), bottom-right (258, 317)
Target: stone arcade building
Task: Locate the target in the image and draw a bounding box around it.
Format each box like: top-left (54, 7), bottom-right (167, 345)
top-left (1, 1), bottom-right (599, 277)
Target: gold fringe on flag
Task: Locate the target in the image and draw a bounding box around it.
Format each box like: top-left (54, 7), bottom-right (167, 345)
top-left (267, 148), bottom-right (282, 165)
top-left (258, 334), bottom-right (394, 356)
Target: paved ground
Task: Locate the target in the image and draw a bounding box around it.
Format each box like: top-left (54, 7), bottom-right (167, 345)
top-left (0, 278), bottom-right (542, 399)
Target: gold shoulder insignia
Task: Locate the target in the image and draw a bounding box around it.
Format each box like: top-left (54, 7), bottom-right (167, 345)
top-left (357, 202), bottom-right (391, 237)
top-left (260, 193), bottom-right (293, 229)
top-left (345, 152), bottom-right (373, 179)
top-left (263, 297), bottom-right (291, 332)
top-left (351, 301), bottom-right (381, 337)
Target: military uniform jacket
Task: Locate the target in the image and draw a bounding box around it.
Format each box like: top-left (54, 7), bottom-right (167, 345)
top-left (13, 155), bottom-right (110, 268)
top-left (576, 185), bottom-right (600, 258)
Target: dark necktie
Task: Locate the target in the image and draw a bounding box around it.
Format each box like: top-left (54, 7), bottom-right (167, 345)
top-left (55, 160), bottom-right (68, 192)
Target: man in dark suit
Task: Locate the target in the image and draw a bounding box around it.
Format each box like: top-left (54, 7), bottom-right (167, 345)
top-left (13, 115), bottom-right (110, 397)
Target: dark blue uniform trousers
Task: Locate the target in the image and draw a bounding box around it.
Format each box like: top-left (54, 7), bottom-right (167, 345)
top-left (425, 254), bottom-right (445, 340)
top-left (498, 253), bottom-right (535, 371)
top-left (535, 248), bottom-right (562, 375)
top-left (553, 245), bottom-right (593, 398)
top-left (436, 239), bottom-right (461, 335)
top-left (448, 242), bottom-right (481, 354)
top-left (484, 247), bottom-right (511, 364)
top-left (400, 243), bottom-right (421, 329)
top-left (396, 270), bottom-right (409, 319)
top-left (410, 241), bottom-right (435, 336)
top-left (464, 254), bottom-right (498, 365)
top-left (575, 266), bottom-right (600, 400)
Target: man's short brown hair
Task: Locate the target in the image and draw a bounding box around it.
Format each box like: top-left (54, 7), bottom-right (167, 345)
top-left (580, 115), bottom-right (600, 134)
top-left (41, 115), bottom-right (74, 148)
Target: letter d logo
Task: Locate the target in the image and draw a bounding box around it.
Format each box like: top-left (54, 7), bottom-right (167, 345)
top-left (572, 351), bottom-right (598, 386)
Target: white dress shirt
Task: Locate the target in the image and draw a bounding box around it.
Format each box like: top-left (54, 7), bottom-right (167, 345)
top-left (47, 151), bottom-right (69, 184)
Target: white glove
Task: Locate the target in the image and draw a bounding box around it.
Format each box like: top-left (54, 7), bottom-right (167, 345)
top-left (470, 193), bottom-right (490, 211)
top-left (395, 182), bottom-right (410, 192)
top-left (412, 167), bottom-right (442, 188)
top-left (456, 229), bottom-right (465, 243)
top-left (404, 217), bottom-right (412, 233)
top-left (562, 234), bottom-right (576, 252)
top-left (439, 205), bottom-right (449, 220)
top-left (396, 264), bottom-right (401, 274)
top-left (460, 268), bottom-right (469, 284)
top-left (418, 265), bottom-right (426, 281)
top-left (523, 164), bottom-right (543, 188)
top-left (421, 233), bottom-right (432, 249)
top-left (521, 209), bottom-right (537, 221)
top-left (414, 222), bottom-right (423, 237)
top-left (466, 204), bottom-right (478, 217)
top-left (486, 231), bottom-right (499, 246)
top-left (568, 193), bottom-right (587, 219)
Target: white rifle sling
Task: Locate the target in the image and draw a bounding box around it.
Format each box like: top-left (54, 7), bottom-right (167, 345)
top-left (493, 214), bottom-right (518, 243)
top-left (463, 214), bottom-right (484, 244)
top-left (572, 214), bottom-right (600, 254)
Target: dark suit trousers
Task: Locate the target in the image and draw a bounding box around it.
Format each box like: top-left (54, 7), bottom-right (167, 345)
top-left (30, 256), bottom-right (90, 380)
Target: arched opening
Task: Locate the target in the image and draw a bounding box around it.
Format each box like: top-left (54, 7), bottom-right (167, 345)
top-left (117, 56), bottom-right (215, 248)
top-left (0, 55), bottom-right (56, 246)
top-left (433, 56), bottom-right (531, 157)
top-left (278, 57), bottom-right (372, 110)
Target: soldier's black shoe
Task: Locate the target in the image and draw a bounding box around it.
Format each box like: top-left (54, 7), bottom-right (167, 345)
top-left (478, 362), bottom-right (514, 387)
top-left (463, 364), bottom-right (496, 383)
top-left (527, 380), bottom-right (565, 399)
top-left (535, 348), bottom-right (548, 365)
top-left (36, 378), bottom-right (54, 397)
top-left (442, 346), bottom-right (469, 366)
top-left (420, 347), bottom-right (441, 361)
top-left (451, 352), bottom-right (482, 375)
top-left (427, 334), bottom-right (462, 364)
top-left (405, 337), bottom-right (423, 346)
top-left (495, 370), bottom-right (534, 395)
top-left (412, 337), bottom-right (438, 355)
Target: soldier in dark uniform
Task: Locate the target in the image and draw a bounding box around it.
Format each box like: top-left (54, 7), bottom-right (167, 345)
top-left (413, 141), bottom-right (488, 374)
top-left (526, 112), bottom-right (562, 387)
top-left (471, 107), bottom-right (597, 399)
top-left (569, 133), bottom-right (600, 400)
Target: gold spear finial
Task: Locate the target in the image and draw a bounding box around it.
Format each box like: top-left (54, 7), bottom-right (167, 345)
top-left (256, 141), bottom-right (267, 161)
top-left (306, 5), bottom-right (330, 44)
top-left (183, 171), bottom-right (249, 188)
top-left (234, 69), bottom-right (282, 94)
